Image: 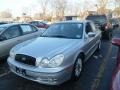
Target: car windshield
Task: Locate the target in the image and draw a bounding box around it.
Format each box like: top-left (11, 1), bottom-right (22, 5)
top-left (86, 16), bottom-right (107, 24)
top-left (41, 23), bottom-right (83, 39)
top-left (111, 19), bottom-right (118, 23)
top-left (0, 23), bottom-right (7, 25)
top-left (30, 22), bottom-right (38, 25)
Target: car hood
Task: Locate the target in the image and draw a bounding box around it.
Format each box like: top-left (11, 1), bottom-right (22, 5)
top-left (0, 29), bottom-right (5, 35)
top-left (13, 37), bottom-right (82, 59)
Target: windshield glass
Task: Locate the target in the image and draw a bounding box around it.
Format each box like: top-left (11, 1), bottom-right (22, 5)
top-left (30, 22), bottom-right (38, 25)
top-left (42, 23), bottom-right (83, 39)
top-left (86, 16), bottom-right (107, 24)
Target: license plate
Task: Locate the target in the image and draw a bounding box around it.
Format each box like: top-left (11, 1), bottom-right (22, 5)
top-left (15, 67), bottom-right (26, 76)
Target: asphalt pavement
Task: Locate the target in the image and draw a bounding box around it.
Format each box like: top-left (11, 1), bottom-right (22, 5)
top-left (0, 28), bottom-right (120, 90)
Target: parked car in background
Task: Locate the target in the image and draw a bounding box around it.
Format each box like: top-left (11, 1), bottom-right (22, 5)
top-left (110, 19), bottom-right (119, 29)
top-left (0, 23), bottom-right (42, 59)
top-left (0, 22), bottom-right (7, 25)
top-left (29, 21), bottom-right (49, 29)
top-left (111, 38), bottom-right (120, 90)
top-left (86, 15), bottom-right (112, 40)
top-left (8, 20), bottom-right (101, 85)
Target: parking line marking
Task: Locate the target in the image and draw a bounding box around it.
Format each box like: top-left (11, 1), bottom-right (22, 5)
top-left (91, 44), bottom-right (112, 90)
top-left (0, 71), bottom-right (11, 78)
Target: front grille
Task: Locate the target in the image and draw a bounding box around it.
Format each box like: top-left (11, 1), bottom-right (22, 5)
top-left (15, 54), bottom-right (36, 66)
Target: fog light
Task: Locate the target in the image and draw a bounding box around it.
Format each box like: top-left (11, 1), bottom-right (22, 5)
top-left (37, 77), bottom-right (42, 81)
top-left (49, 78), bottom-right (53, 82)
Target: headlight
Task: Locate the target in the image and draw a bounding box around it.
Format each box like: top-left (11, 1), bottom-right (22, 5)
top-left (49, 54), bottom-right (64, 67)
top-left (10, 50), bottom-right (15, 58)
top-left (40, 58), bottom-right (49, 67)
top-left (37, 54), bottom-right (64, 68)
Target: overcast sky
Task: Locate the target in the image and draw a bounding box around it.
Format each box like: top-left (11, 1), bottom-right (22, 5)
top-left (0, 0), bottom-right (114, 17)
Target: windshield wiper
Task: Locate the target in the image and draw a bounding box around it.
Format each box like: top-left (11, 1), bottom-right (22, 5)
top-left (48, 35), bottom-right (69, 38)
top-left (40, 35), bottom-right (50, 37)
top-left (41, 35), bottom-right (69, 38)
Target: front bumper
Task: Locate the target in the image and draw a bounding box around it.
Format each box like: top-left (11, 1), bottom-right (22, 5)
top-left (7, 57), bottom-right (72, 85)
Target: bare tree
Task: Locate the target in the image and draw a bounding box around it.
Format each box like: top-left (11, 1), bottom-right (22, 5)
top-left (97, 0), bottom-right (108, 14)
top-left (67, 1), bottom-right (81, 16)
top-left (21, 7), bottom-right (29, 16)
top-left (52, 0), bottom-right (67, 21)
top-left (38, 0), bottom-right (49, 20)
top-left (115, 0), bottom-right (120, 7)
top-left (113, 7), bottom-right (120, 17)
top-left (33, 12), bottom-right (43, 20)
top-left (113, 0), bottom-right (120, 17)
top-left (0, 10), bottom-right (12, 18)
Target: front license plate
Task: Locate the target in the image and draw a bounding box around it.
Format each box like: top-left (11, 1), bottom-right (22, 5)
top-left (15, 67), bottom-right (26, 76)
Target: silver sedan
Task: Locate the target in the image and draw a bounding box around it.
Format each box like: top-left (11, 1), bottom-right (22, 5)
top-left (0, 23), bottom-right (42, 59)
top-left (8, 20), bottom-right (101, 85)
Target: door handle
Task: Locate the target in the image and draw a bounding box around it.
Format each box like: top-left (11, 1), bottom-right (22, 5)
top-left (34, 35), bottom-right (38, 37)
top-left (17, 40), bottom-right (21, 42)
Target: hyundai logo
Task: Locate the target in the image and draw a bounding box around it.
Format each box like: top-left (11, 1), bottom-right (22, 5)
top-left (22, 57), bottom-right (26, 61)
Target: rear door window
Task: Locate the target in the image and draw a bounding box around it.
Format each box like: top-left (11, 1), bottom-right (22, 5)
top-left (20, 25), bottom-right (34, 35)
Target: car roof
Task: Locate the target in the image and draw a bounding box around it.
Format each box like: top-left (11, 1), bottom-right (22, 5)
top-left (0, 22), bottom-right (7, 24)
top-left (0, 23), bottom-right (30, 28)
top-left (54, 20), bottom-right (91, 24)
top-left (29, 21), bottom-right (43, 23)
top-left (87, 15), bottom-right (106, 17)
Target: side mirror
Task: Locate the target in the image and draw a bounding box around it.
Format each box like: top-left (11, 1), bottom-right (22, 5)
top-left (0, 36), bottom-right (6, 41)
top-left (88, 32), bottom-right (96, 37)
top-left (112, 38), bottom-right (120, 46)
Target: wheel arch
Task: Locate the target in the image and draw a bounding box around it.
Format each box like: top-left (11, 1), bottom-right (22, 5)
top-left (78, 52), bottom-right (85, 61)
top-left (74, 51), bottom-right (85, 63)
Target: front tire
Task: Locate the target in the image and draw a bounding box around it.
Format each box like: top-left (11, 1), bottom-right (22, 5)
top-left (72, 57), bottom-right (83, 80)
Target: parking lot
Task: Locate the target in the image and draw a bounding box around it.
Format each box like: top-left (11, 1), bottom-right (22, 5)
top-left (0, 27), bottom-right (119, 90)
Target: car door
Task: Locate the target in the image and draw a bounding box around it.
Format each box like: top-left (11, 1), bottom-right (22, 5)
top-left (90, 22), bottom-right (100, 51)
top-left (90, 22), bottom-right (101, 47)
top-left (19, 24), bottom-right (41, 42)
top-left (84, 22), bottom-right (95, 60)
top-left (0, 25), bottom-right (22, 57)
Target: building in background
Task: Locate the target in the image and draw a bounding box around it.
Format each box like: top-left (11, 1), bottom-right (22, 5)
top-left (0, 11), bottom-right (13, 22)
top-left (64, 15), bottom-right (80, 21)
